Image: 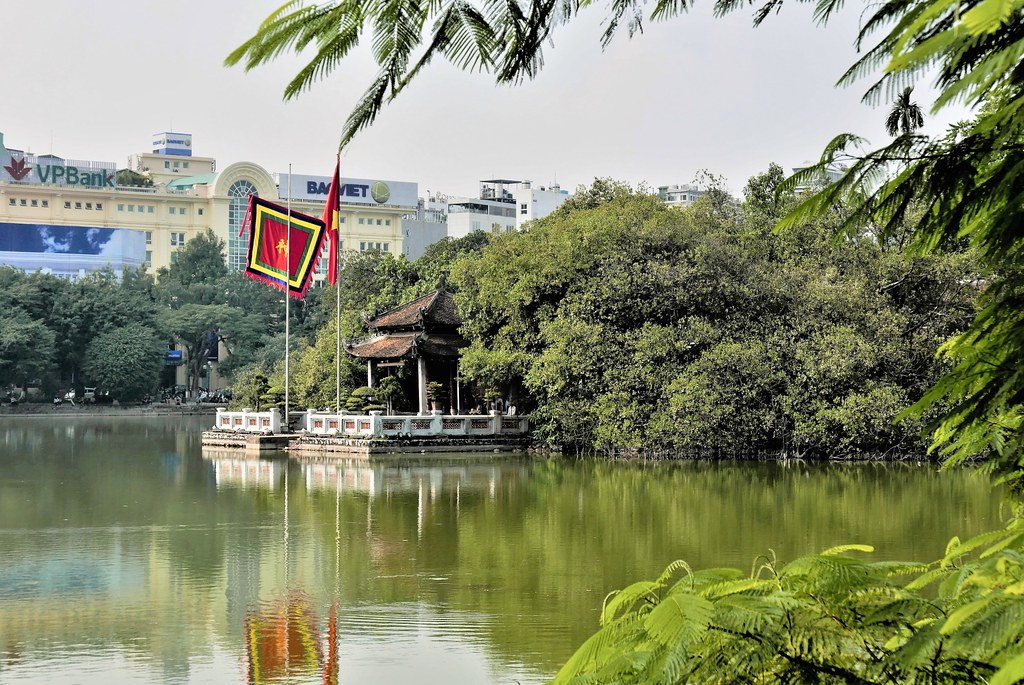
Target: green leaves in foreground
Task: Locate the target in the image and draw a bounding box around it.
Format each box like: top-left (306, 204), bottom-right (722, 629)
top-left (554, 515), bottom-right (1024, 684)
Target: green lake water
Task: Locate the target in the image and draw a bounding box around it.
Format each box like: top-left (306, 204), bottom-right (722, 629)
top-left (0, 416), bottom-right (1007, 684)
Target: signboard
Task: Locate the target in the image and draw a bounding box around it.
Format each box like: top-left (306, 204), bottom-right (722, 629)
top-left (164, 350), bottom-right (183, 366)
top-left (1, 131), bottom-right (116, 186)
top-left (151, 132), bottom-right (193, 157)
top-left (279, 173), bottom-right (418, 208)
top-left (0, 223), bottom-right (146, 277)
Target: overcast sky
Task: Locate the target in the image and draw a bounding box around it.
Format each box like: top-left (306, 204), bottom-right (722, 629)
top-left (5, 0), bottom-right (968, 198)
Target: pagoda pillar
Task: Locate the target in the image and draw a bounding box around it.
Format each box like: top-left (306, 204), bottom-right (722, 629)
top-left (417, 356), bottom-right (428, 415)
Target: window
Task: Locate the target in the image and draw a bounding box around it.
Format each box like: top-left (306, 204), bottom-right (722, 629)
top-left (7, 198), bottom-right (14, 206)
top-left (358, 218), bottom-right (365, 225)
top-left (198, 208), bottom-right (203, 216)
top-left (85, 203), bottom-right (92, 210)
top-left (20, 199), bottom-right (27, 206)
top-left (520, 203), bottom-right (528, 215)
top-left (145, 231), bottom-right (152, 245)
top-left (385, 219), bottom-right (390, 226)
top-left (164, 161), bottom-right (170, 169)
top-left (75, 202), bottom-right (82, 209)
top-left (359, 241), bottom-right (366, 251)
top-left (137, 205), bottom-right (144, 213)
top-left (117, 204), bottom-right (124, 211)
top-left (179, 232), bottom-right (186, 244)
top-left (30, 199), bottom-right (38, 207)
top-left (171, 233), bottom-right (178, 246)
top-left (144, 251), bottom-right (152, 266)
top-left (383, 243), bottom-right (389, 252)
top-left (339, 216), bottom-right (345, 223)
top-left (376, 219), bottom-right (382, 225)
top-left (227, 179), bottom-right (258, 271)
top-left (173, 161), bottom-right (179, 169)
top-left (178, 206), bottom-right (186, 215)
top-left (184, 162), bottom-right (189, 169)
top-left (147, 206), bottom-right (153, 213)
top-left (169, 207), bottom-right (176, 215)
top-left (42, 200), bottom-right (48, 208)
top-left (128, 205), bottom-right (134, 212)
top-left (95, 202), bottom-right (101, 210)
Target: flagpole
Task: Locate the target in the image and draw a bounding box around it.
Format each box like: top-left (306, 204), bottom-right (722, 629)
top-left (335, 156), bottom-right (342, 414)
top-left (285, 164), bottom-right (291, 427)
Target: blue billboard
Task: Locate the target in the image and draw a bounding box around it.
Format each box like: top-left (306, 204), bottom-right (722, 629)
top-left (0, 223), bottom-right (146, 278)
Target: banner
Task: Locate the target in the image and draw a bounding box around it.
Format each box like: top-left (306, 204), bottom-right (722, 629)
top-left (321, 160), bottom-right (340, 286)
top-left (244, 196), bottom-right (326, 298)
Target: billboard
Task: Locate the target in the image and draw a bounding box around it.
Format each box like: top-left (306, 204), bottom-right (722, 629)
top-left (0, 223), bottom-right (146, 278)
top-left (151, 132), bottom-right (193, 157)
top-left (2, 131), bottom-right (115, 186)
top-left (279, 173), bottom-right (418, 208)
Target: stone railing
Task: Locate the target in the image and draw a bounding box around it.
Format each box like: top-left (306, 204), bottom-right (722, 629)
top-left (302, 410), bottom-right (528, 438)
top-left (213, 408), bottom-right (282, 434)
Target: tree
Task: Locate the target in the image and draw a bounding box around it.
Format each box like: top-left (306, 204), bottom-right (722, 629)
top-left (0, 310), bottom-right (56, 389)
top-left (115, 169), bottom-right (153, 188)
top-left (82, 324), bottom-right (165, 401)
top-left (884, 86), bottom-right (925, 138)
top-left (158, 228), bottom-right (227, 288)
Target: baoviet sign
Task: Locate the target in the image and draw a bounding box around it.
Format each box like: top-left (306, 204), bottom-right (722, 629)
top-left (280, 172), bottom-right (418, 208)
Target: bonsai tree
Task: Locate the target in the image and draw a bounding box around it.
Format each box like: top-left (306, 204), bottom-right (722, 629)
top-left (426, 381), bottom-right (446, 412)
top-left (344, 386), bottom-right (376, 413)
top-left (375, 375), bottom-right (405, 414)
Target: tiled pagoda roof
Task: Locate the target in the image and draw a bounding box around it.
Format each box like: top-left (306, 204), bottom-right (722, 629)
top-left (368, 289), bottom-right (460, 331)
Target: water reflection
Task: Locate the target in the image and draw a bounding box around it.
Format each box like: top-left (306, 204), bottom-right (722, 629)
top-left (244, 592), bottom-right (338, 684)
top-left (212, 455), bottom-right (286, 491)
top-left (0, 417), bottom-right (1010, 684)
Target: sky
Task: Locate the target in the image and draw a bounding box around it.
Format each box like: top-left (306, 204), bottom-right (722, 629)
top-left (4, 0), bottom-right (970, 198)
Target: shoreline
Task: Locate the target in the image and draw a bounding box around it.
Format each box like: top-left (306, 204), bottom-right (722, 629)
top-left (0, 403), bottom-right (220, 418)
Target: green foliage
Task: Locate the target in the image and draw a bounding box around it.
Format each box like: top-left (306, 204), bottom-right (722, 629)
top-left (452, 180), bottom-right (973, 455)
top-left (0, 309), bottom-right (56, 387)
top-left (82, 324), bottom-right (164, 401)
top-left (157, 228), bottom-right (227, 288)
top-left (555, 517), bottom-right (1024, 684)
top-left (115, 168), bottom-right (153, 188)
top-left (229, 365), bottom-right (270, 411)
top-left (344, 385), bottom-right (377, 413)
top-left (375, 375), bottom-right (405, 413)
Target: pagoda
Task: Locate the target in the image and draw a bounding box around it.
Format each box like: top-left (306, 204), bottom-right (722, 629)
top-left (346, 289), bottom-right (465, 414)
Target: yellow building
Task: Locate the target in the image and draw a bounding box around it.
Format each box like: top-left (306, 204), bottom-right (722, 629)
top-left (0, 131), bottom-right (415, 281)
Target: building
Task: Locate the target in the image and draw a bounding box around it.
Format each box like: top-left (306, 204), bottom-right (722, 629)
top-left (400, 194), bottom-right (449, 260)
top-left (0, 130), bottom-right (417, 281)
top-left (791, 161), bottom-right (848, 192)
top-left (657, 184), bottom-right (706, 208)
top-left (442, 179), bottom-right (570, 241)
top-left (346, 289), bottom-right (466, 414)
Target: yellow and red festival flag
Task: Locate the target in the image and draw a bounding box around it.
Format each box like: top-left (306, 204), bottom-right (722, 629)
top-left (321, 158), bottom-right (341, 286)
top-left (245, 195), bottom-right (326, 298)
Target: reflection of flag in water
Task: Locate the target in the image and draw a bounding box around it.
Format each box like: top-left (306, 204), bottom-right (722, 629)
top-left (244, 196), bottom-right (326, 298)
top-left (243, 591), bottom-right (339, 684)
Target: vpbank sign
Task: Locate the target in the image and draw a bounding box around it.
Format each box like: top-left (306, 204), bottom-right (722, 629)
top-left (280, 173), bottom-right (418, 208)
top-left (35, 164), bottom-right (115, 187)
top-left (1, 131), bottom-right (115, 187)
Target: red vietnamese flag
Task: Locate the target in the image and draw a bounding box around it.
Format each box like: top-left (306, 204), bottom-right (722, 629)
top-left (321, 158), bottom-right (341, 286)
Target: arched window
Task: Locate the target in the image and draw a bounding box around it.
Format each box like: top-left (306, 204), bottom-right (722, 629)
top-left (227, 180), bottom-right (257, 271)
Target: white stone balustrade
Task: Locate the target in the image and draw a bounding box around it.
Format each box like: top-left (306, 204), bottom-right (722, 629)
top-left (302, 409), bottom-right (529, 438)
top-left (214, 408), bottom-right (282, 434)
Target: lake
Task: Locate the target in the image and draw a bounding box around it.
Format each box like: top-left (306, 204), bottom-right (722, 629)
top-left (0, 416), bottom-right (1005, 684)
